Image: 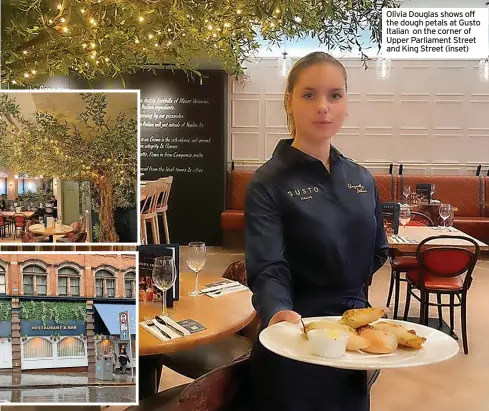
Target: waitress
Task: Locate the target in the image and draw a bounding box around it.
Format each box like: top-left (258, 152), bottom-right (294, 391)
top-left (245, 51), bottom-right (389, 411)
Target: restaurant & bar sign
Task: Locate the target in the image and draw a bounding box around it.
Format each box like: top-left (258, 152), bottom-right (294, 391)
top-left (20, 320), bottom-right (86, 336)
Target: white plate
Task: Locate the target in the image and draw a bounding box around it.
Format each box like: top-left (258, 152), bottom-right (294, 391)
top-left (259, 316), bottom-right (460, 370)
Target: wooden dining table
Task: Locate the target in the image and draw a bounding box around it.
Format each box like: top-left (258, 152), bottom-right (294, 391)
top-left (388, 226), bottom-right (488, 252)
top-left (28, 223), bottom-right (73, 242)
top-left (138, 271), bottom-right (255, 399)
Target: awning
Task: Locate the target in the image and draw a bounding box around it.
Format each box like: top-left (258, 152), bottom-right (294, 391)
top-left (94, 304), bottom-right (136, 335)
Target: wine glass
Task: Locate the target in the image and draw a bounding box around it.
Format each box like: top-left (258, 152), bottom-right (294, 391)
top-left (399, 205), bottom-right (411, 237)
top-left (187, 242), bottom-right (207, 297)
top-left (402, 186), bottom-right (411, 205)
top-left (439, 203), bottom-right (452, 230)
top-left (152, 256), bottom-right (177, 317)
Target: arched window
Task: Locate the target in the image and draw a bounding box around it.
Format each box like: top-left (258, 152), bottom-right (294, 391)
top-left (95, 270), bottom-right (115, 298)
top-left (58, 267), bottom-right (80, 296)
top-left (23, 265), bottom-right (47, 296)
top-left (24, 337), bottom-right (53, 358)
top-left (0, 265), bottom-right (6, 294)
top-left (124, 272), bottom-right (136, 298)
top-left (58, 337), bottom-right (85, 357)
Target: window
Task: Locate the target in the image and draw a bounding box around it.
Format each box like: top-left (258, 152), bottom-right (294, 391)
top-left (95, 270), bottom-right (116, 298)
top-left (36, 276), bottom-right (47, 296)
top-left (125, 272), bottom-right (136, 298)
top-left (71, 277), bottom-right (80, 296)
top-left (24, 337), bottom-right (53, 358)
top-left (58, 267), bottom-right (80, 296)
top-left (58, 337), bottom-right (85, 357)
top-left (23, 265), bottom-right (47, 296)
top-left (0, 266), bottom-right (6, 294)
top-left (58, 277), bottom-right (67, 296)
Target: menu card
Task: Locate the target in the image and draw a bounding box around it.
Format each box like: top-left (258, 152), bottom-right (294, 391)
top-left (381, 202), bottom-right (400, 235)
top-left (416, 184), bottom-right (432, 205)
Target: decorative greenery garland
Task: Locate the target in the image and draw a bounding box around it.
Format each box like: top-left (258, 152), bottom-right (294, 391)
top-left (1, 0), bottom-right (401, 86)
top-left (20, 301), bottom-right (86, 325)
top-left (0, 301), bottom-right (12, 322)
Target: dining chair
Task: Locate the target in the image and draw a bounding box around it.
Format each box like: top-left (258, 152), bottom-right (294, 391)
top-left (0, 213), bottom-right (8, 238)
top-left (403, 235), bottom-right (480, 354)
top-left (12, 213), bottom-right (27, 239)
top-left (127, 353), bottom-right (250, 411)
top-left (140, 183), bottom-right (160, 244)
top-left (155, 177), bottom-right (173, 244)
top-left (386, 219), bottom-right (430, 319)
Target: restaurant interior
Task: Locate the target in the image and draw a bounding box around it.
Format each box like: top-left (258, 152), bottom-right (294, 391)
top-left (0, 92), bottom-right (139, 245)
top-left (2, 0), bottom-right (489, 410)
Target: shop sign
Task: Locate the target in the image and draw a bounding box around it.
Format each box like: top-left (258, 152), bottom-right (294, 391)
top-left (20, 320), bottom-right (86, 336)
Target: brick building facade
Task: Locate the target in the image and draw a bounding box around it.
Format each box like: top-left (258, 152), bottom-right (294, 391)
top-left (0, 253), bottom-right (137, 374)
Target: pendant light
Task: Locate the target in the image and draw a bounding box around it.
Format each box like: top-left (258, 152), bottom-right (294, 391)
top-left (479, 57), bottom-right (489, 82)
top-left (376, 55), bottom-right (392, 80)
top-left (277, 48), bottom-right (292, 77)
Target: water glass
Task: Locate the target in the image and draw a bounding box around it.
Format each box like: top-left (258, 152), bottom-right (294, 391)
top-left (439, 203), bottom-right (452, 230)
top-left (399, 205), bottom-right (411, 236)
top-left (152, 256), bottom-right (177, 316)
top-left (187, 242), bottom-right (207, 297)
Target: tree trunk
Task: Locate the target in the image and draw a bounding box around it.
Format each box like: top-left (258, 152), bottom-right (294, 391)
top-left (96, 178), bottom-right (119, 243)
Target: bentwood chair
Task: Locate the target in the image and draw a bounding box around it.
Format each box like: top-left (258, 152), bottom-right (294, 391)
top-left (403, 235), bottom-right (480, 354)
top-left (386, 218), bottom-right (432, 319)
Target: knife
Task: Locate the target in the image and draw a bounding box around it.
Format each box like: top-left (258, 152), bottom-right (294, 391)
top-left (149, 320), bottom-right (172, 339)
top-left (155, 316), bottom-right (185, 336)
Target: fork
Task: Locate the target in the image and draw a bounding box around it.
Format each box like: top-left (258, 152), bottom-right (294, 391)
top-left (144, 316), bottom-right (171, 339)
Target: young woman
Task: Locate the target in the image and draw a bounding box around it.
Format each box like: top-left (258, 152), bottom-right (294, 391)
top-left (245, 51), bottom-right (389, 411)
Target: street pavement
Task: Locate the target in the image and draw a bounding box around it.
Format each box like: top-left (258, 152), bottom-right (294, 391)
top-left (0, 385), bottom-right (136, 403)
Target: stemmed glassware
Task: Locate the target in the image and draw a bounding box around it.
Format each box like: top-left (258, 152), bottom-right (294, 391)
top-left (151, 256), bottom-right (177, 317)
top-left (187, 242), bottom-right (207, 297)
top-left (439, 203), bottom-right (452, 230)
top-left (402, 186), bottom-right (411, 205)
top-left (399, 205), bottom-right (411, 237)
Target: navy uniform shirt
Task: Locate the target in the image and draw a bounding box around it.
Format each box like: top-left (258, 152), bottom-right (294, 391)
top-left (245, 139), bottom-right (389, 326)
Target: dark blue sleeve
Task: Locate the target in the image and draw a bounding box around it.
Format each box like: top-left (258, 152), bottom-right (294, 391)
top-left (244, 177), bottom-right (293, 327)
top-left (371, 183), bottom-right (389, 277)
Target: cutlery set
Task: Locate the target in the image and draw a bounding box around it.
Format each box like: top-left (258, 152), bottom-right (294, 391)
top-left (200, 281), bottom-right (248, 298)
top-left (142, 315), bottom-right (190, 341)
top-left (390, 235), bottom-right (417, 244)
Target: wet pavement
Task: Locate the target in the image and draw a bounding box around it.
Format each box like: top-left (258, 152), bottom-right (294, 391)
top-left (0, 385), bottom-right (136, 403)
top-left (0, 370), bottom-right (135, 389)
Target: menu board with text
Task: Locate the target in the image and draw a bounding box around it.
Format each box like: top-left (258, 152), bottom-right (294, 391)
top-left (69, 68), bottom-right (228, 245)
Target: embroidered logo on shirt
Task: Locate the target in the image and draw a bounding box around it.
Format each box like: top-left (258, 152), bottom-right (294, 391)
top-left (287, 187), bottom-right (320, 201)
top-left (347, 183), bottom-right (368, 194)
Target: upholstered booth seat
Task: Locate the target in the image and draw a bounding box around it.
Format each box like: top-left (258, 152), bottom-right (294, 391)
top-left (453, 216), bottom-right (489, 244)
top-left (221, 210), bottom-right (245, 231)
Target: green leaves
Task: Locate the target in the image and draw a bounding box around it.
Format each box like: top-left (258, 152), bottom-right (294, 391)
top-left (0, 301), bottom-right (12, 322)
top-left (0, 92), bottom-right (137, 241)
top-left (20, 301), bottom-right (86, 326)
top-left (1, 0), bottom-right (400, 85)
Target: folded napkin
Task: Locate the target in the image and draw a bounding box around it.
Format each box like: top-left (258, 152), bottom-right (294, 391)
top-left (203, 283), bottom-right (249, 298)
top-left (139, 317), bottom-right (188, 341)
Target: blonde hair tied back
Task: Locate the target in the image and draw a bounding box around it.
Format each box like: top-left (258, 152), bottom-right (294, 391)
top-left (284, 52), bottom-right (348, 138)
